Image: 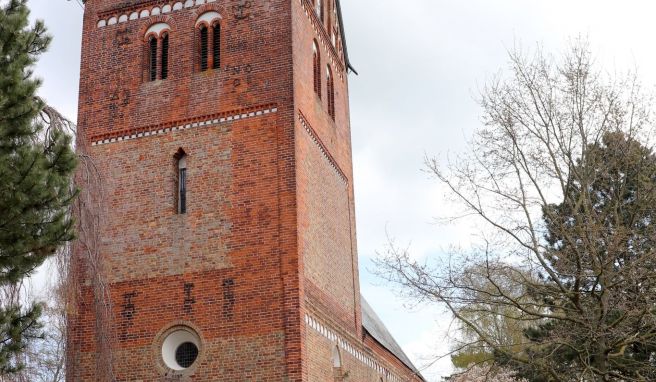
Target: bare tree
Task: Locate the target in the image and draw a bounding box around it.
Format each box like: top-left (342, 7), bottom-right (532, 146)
top-left (3, 282), bottom-right (66, 382)
top-left (377, 40), bottom-right (656, 381)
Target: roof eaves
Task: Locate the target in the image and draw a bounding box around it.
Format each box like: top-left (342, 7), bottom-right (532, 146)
top-left (362, 327), bottom-right (427, 382)
top-left (361, 297), bottom-right (426, 381)
top-left (335, 0), bottom-right (358, 75)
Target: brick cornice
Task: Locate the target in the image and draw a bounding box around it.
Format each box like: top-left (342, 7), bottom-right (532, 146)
top-left (90, 103), bottom-right (278, 146)
top-left (298, 110), bottom-right (348, 184)
top-left (305, 313), bottom-right (406, 382)
top-left (98, 0), bottom-right (165, 19)
top-left (96, 0), bottom-right (218, 28)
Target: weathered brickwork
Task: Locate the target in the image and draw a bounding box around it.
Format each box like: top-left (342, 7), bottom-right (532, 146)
top-left (70, 0), bottom-right (423, 381)
top-left (306, 313), bottom-right (423, 382)
top-left (298, 117), bottom-right (357, 333)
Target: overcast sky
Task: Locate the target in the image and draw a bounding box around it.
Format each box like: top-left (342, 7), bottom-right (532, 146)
top-left (26, 0), bottom-right (656, 380)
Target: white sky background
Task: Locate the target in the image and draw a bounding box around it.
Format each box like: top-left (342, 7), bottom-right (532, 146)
top-left (25, 0), bottom-right (656, 380)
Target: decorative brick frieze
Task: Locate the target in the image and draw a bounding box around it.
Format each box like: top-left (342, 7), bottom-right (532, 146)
top-left (91, 104), bottom-right (277, 146)
top-left (306, 313), bottom-right (405, 382)
top-left (97, 0), bottom-right (216, 28)
top-left (298, 110), bottom-right (348, 184)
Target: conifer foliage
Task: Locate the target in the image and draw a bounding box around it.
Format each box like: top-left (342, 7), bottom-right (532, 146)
top-left (0, 0), bottom-right (76, 374)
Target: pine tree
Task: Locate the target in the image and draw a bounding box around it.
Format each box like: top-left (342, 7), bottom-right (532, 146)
top-left (490, 132), bottom-right (656, 381)
top-left (0, 0), bottom-right (76, 374)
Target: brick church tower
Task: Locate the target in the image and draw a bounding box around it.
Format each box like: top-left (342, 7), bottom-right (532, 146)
top-left (70, 0), bottom-right (424, 381)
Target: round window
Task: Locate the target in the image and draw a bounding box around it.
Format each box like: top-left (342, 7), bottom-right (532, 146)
top-left (161, 328), bottom-right (201, 371)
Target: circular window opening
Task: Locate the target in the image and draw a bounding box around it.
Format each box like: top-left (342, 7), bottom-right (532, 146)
top-left (161, 328), bottom-right (201, 371)
top-left (175, 342), bottom-right (199, 368)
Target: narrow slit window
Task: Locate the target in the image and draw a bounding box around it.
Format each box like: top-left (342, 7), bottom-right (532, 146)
top-left (161, 33), bottom-right (169, 80)
top-left (199, 26), bottom-right (209, 71)
top-left (178, 155), bottom-right (187, 214)
top-left (313, 41), bottom-right (321, 99)
top-left (149, 36), bottom-right (158, 81)
top-left (212, 24), bottom-right (221, 69)
top-left (327, 65), bottom-right (335, 120)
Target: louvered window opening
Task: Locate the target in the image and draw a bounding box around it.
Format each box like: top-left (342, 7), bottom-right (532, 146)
top-left (149, 36), bottom-right (158, 81)
top-left (212, 24), bottom-right (221, 69)
top-left (161, 34), bottom-right (169, 80)
top-left (200, 26), bottom-right (209, 71)
top-left (313, 46), bottom-right (321, 99)
top-left (327, 68), bottom-right (335, 120)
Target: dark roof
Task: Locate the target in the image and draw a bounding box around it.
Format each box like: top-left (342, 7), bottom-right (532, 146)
top-left (361, 296), bottom-right (425, 380)
top-left (334, 0), bottom-right (357, 74)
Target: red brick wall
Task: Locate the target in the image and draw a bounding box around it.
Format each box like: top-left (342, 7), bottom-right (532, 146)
top-left (292, 0), bottom-right (362, 333)
top-left (71, 0), bottom-right (301, 380)
top-left (298, 116), bottom-right (357, 332)
top-left (78, 1), bottom-right (291, 141)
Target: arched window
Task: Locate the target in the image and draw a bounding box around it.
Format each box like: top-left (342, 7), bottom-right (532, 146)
top-left (175, 149), bottom-right (187, 214)
top-left (327, 65), bottom-right (335, 120)
top-left (144, 22), bottom-right (171, 82)
top-left (196, 11), bottom-right (222, 72)
top-left (313, 41), bottom-right (321, 99)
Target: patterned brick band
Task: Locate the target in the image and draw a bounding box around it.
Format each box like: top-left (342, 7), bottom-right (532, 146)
top-left (91, 104), bottom-right (278, 146)
top-left (305, 313), bottom-right (404, 382)
top-left (97, 0), bottom-right (216, 28)
top-left (298, 111), bottom-right (348, 185)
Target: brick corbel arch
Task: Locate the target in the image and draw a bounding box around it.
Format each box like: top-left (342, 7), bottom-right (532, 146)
top-left (192, 2), bottom-right (225, 18)
top-left (138, 15), bottom-right (177, 39)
